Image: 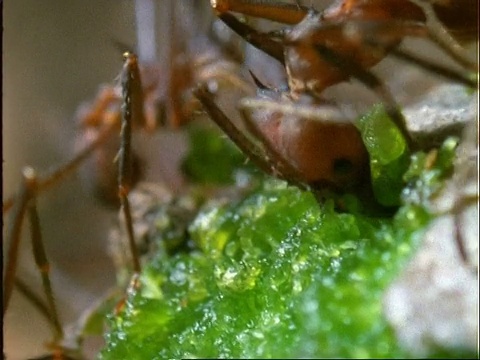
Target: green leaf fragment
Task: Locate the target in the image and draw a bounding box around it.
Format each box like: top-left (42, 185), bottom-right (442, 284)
top-left (357, 104), bottom-right (410, 206)
top-left (100, 176), bottom-right (447, 359)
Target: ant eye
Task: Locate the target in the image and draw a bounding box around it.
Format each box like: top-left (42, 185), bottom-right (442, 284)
top-left (333, 158), bottom-right (354, 176)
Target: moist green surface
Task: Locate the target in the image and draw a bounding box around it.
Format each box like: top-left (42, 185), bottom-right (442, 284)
top-left (99, 106), bottom-right (474, 359)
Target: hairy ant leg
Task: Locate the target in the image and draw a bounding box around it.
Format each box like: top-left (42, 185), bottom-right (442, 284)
top-left (3, 124), bottom-right (118, 358)
top-left (338, 19), bottom-right (477, 86)
top-left (211, 0), bottom-right (309, 25)
top-left (193, 84), bottom-right (308, 191)
top-left (3, 120), bottom-right (118, 215)
top-left (410, 0), bottom-right (477, 71)
top-left (3, 168), bottom-right (64, 353)
top-left (117, 52), bottom-right (143, 273)
top-left (3, 116), bottom-right (117, 313)
top-left (217, 13), bottom-right (285, 65)
top-left (3, 52), bottom-right (147, 358)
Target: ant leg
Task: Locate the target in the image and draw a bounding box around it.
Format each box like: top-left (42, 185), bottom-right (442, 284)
top-left (410, 0), bottom-right (477, 71)
top-left (4, 168), bottom-right (63, 346)
top-left (312, 43), bottom-right (414, 150)
top-left (117, 52), bottom-right (142, 273)
top-left (3, 121), bottom-right (118, 215)
top-left (387, 46), bottom-right (476, 88)
top-left (453, 213), bottom-right (469, 263)
top-left (4, 168), bottom-right (35, 315)
top-left (193, 84), bottom-right (276, 175)
top-left (3, 111), bottom-right (118, 326)
top-left (450, 194), bottom-right (478, 265)
top-left (14, 277), bottom-right (53, 327)
top-left (194, 83), bottom-right (307, 190)
top-left (26, 168), bottom-right (63, 342)
top-left (211, 0), bottom-right (308, 25)
top-left (348, 20), bottom-right (477, 87)
top-left (217, 13), bottom-right (285, 65)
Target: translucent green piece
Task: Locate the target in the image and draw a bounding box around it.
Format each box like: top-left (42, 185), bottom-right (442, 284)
top-left (357, 104), bottom-right (410, 206)
top-left (357, 104), bottom-right (407, 165)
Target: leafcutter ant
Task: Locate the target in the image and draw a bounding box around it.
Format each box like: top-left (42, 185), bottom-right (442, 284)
top-left (194, 0), bottom-right (476, 197)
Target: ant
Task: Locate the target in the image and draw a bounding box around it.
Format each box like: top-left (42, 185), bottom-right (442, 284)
top-left (3, 0), bottom-right (477, 358)
top-left (192, 0), bottom-right (477, 198)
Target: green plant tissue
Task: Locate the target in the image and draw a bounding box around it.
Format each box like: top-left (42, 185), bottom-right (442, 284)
top-left (100, 178), bottom-right (431, 359)
top-left (99, 106), bottom-right (474, 359)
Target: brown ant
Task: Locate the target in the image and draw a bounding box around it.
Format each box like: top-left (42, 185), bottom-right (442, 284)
top-left (3, 0), bottom-right (477, 358)
top-left (195, 0), bottom-right (476, 195)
